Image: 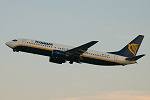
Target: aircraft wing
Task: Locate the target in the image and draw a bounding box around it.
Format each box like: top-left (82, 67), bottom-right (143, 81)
top-left (66, 41), bottom-right (98, 56)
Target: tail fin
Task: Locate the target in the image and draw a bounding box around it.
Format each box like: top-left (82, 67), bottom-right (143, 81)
top-left (110, 35), bottom-right (144, 57)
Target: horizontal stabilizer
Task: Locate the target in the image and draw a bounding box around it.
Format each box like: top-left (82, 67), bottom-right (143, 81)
top-left (126, 54), bottom-right (145, 61)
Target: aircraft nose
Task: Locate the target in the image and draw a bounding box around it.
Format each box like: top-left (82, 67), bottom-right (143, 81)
top-left (5, 42), bottom-right (13, 48)
top-left (5, 42), bottom-right (9, 46)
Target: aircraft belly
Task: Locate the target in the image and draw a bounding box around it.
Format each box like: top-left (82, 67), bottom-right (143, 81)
top-left (14, 46), bottom-right (52, 56)
top-left (81, 56), bottom-right (121, 66)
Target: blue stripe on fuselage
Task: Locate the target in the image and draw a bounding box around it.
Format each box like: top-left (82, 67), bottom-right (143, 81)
top-left (13, 45), bottom-right (124, 66)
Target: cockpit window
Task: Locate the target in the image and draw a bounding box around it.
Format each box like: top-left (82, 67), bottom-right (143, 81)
top-left (12, 39), bottom-right (17, 41)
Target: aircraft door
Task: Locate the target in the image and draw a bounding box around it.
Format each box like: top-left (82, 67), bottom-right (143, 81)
top-left (114, 55), bottom-right (118, 62)
top-left (22, 39), bottom-right (26, 45)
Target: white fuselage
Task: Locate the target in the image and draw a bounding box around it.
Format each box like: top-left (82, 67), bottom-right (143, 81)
top-left (6, 39), bottom-right (136, 65)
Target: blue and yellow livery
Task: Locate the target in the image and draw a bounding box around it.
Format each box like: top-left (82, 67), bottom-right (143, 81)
top-left (5, 35), bottom-right (145, 66)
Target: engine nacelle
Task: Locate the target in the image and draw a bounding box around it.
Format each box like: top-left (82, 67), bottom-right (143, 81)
top-left (52, 50), bottom-right (66, 57)
top-left (49, 50), bottom-right (66, 64)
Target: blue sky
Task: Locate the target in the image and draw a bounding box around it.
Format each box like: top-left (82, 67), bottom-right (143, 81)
top-left (0, 0), bottom-right (150, 100)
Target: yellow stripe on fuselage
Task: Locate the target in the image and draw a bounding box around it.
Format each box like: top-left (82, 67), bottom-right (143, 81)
top-left (13, 44), bottom-right (53, 51)
top-left (13, 44), bottom-right (126, 65)
top-left (80, 55), bottom-right (126, 65)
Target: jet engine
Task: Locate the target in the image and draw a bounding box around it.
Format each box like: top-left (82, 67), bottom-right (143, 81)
top-left (49, 50), bottom-right (66, 64)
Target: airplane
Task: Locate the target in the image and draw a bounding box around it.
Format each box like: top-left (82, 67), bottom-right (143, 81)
top-left (6, 35), bottom-right (145, 66)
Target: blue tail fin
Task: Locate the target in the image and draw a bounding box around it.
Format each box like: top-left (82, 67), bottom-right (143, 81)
top-left (110, 35), bottom-right (144, 57)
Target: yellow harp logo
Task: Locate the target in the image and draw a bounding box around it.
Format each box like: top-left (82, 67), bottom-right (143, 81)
top-left (128, 43), bottom-right (139, 56)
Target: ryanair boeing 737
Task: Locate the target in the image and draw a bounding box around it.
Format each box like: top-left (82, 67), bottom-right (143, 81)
top-left (6, 35), bottom-right (145, 66)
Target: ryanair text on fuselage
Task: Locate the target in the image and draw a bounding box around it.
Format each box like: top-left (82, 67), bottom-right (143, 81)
top-left (6, 35), bottom-right (145, 66)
